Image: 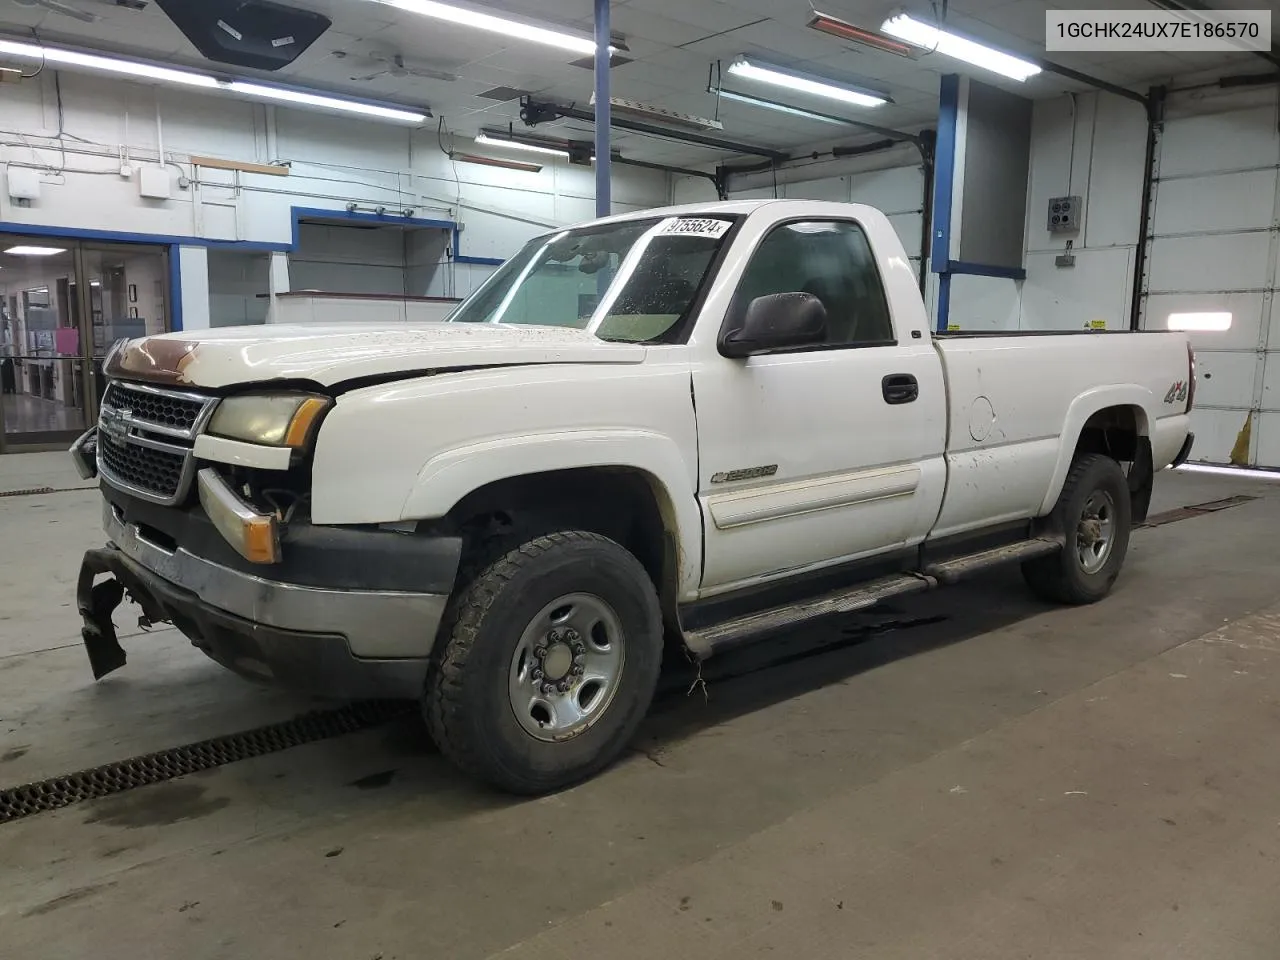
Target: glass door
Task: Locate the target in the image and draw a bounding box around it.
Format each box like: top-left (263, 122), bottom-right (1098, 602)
top-left (0, 236), bottom-right (171, 450)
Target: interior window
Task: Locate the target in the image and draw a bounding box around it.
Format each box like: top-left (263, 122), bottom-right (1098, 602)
top-left (733, 220), bottom-right (894, 347)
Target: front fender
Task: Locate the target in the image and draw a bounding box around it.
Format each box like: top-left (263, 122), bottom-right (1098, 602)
top-left (400, 429), bottom-right (703, 598)
top-left (1036, 384), bottom-right (1156, 516)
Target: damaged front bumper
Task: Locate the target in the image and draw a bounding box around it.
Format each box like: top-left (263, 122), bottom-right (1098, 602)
top-left (70, 426), bottom-right (98, 481)
top-left (77, 499), bottom-right (462, 700)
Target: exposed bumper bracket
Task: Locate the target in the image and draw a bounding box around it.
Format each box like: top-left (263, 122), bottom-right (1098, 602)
top-left (76, 547), bottom-right (168, 680)
top-left (70, 427), bottom-right (99, 481)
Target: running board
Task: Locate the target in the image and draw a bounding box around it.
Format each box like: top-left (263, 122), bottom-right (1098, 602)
top-left (684, 536), bottom-right (1063, 659)
top-left (922, 536), bottom-right (1062, 585)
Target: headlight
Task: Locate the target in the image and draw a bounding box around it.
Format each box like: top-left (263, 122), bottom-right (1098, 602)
top-left (207, 393), bottom-right (331, 448)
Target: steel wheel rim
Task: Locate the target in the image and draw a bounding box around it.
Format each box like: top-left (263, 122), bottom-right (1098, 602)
top-left (1075, 489), bottom-right (1116, 575)
top-left (508, 593), bottom-right (626, 743)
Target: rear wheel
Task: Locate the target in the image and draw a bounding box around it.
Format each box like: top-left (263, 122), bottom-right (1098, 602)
top-left (423, 530), bottom-right (663, 794)
top-left (1022, 453), bottom-right (1132, 605)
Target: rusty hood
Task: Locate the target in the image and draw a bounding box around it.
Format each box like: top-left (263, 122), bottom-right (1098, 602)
top-left (104, 322), bottom-right (648, 390)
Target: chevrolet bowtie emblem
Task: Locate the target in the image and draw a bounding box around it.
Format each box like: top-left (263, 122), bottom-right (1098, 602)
top-left (100, 405), bottom-right (133, 439)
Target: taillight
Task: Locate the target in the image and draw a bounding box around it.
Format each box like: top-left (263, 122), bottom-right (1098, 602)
top-left (1186, 342), bottom-right (1197, 412)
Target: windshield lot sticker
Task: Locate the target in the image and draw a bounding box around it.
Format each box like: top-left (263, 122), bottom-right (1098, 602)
top-left (661, 218), bottom-right (732, 238)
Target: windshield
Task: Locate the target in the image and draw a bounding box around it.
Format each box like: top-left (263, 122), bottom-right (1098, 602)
top-left (447, 215), bottom-right (735, 342)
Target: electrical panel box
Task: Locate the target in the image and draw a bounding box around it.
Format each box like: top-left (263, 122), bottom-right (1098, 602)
top-left (139, 167), bottom-right (172, 200)
top-left (6, 167), bottom-right (41, 201)
top-left (1047, 195), bottom-right (1082, 233)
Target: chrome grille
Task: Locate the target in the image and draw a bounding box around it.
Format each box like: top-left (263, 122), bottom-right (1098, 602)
top-left (97, 381), bottom-right (218, 505)
top-left (99, 432), bottom-right (187, 499)
top-left (105, 382), bottom-right (206, 434)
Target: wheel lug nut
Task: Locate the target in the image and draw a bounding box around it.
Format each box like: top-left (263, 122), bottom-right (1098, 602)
top-left (571, 664), bottom-right (584, 676)
top-left (533, 647), bottom-right (546, 659)
top-left (531, 669), bottom-right (543, 680)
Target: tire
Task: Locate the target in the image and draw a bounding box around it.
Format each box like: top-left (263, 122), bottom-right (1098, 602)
top-left (1022, 453), bottom-right (1132, 605)
top-left (423, 530), bottom-right (663, 795)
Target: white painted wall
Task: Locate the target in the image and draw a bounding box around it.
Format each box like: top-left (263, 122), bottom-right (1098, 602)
top-left (937, 90), bottom-right (1149, 334)
top-left (1019, 91), bottom-right (1150, 332)
top-left (0, 70), bottom-right (672, 330)
top-left (675, 142), bottom-right (928, 276)
top-left (1010, 83), bottom-right (1280, 467)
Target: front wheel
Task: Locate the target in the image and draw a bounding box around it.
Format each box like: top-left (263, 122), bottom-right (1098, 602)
top-left (1022, 453), bottom-right (1132, 605)
top-left (423, 530), bottom-right (663, 794)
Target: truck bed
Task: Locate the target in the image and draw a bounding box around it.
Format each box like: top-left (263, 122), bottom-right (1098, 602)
top-left (933, 329), bottom-right (1161, 338)
top-left (928, 330), bottom-right (1192, 540)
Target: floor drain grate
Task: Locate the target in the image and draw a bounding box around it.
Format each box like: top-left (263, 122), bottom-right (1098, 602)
top-left (0, 699), bottom-right (414, 825)
top-left (1140, 494), bottom-right (1257, 528)
top-left (0, 486), bottom-right (90, 498)
top-left (0, 487), bottom-right (55, 498)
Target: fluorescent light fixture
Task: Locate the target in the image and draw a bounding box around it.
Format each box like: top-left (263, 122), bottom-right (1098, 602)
top-left (475, 133), bottom-right (570, 159)
top-left (726, 57), bottom-right (888, 108)
top-left (369, 0), bottom-right (612, 57)
top-left (1168, 311), bottom-right (1232, 331)
top-left (0, 38), bottom-right (217, 88)
top-left (712, 86), bottom-right (853, 126)
top-left (226, 82), bottom-right (426, 123)
top-left (6, 245), bottom-right (66, 256)
top-left (0, 37), bottom-right (428, 124)
top-left (880, 14), bottom-right (1041, 82)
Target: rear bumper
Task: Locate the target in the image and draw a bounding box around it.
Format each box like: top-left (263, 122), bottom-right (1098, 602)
top-left (1172, 432), bottom-right (1196, 469)
top-left (77, 499), bottom-right (461, 700)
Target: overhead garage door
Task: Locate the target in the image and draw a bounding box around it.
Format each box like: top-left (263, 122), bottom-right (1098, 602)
top-left (1140, 88), bottom-right (1280, 467)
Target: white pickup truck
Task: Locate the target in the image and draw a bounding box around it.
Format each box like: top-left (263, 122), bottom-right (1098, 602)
top-left (72, 199), bottom-right (1195, 793)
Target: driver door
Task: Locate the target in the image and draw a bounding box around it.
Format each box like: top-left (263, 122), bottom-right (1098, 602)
top-left (692, 218), bottom-right (947, 595)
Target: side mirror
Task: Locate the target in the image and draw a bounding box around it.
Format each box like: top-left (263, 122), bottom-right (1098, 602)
top-left (721, 292), bottom-right (827, 359)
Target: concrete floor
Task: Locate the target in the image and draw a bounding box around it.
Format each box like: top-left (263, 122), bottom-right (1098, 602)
top-left (3, 453), bottom-right (1280, 959)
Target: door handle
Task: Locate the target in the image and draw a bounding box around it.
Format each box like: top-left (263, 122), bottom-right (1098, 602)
top-left (882, 373), bottom-right (918, 405)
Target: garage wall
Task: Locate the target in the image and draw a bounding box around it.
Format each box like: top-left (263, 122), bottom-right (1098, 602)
top-left (0, 71), bottom-right (671, 326)
top-left (1021, 91), bottom-right (1149, 333)
top-left (673, 141), bottom-right (927, 277)
top-left (1018, 83), bottom-right (1280, 467)
top-left (942, 90), bottom-right (1150, 334)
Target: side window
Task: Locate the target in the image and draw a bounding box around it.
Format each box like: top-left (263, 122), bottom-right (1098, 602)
top-left (733, 220), bottom-right (894, 347)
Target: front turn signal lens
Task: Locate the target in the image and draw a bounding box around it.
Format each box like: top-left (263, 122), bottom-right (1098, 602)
top-left (198, 468), bottom-right (281, 564)
top-left (283, 396), bottom-right (330, 448)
